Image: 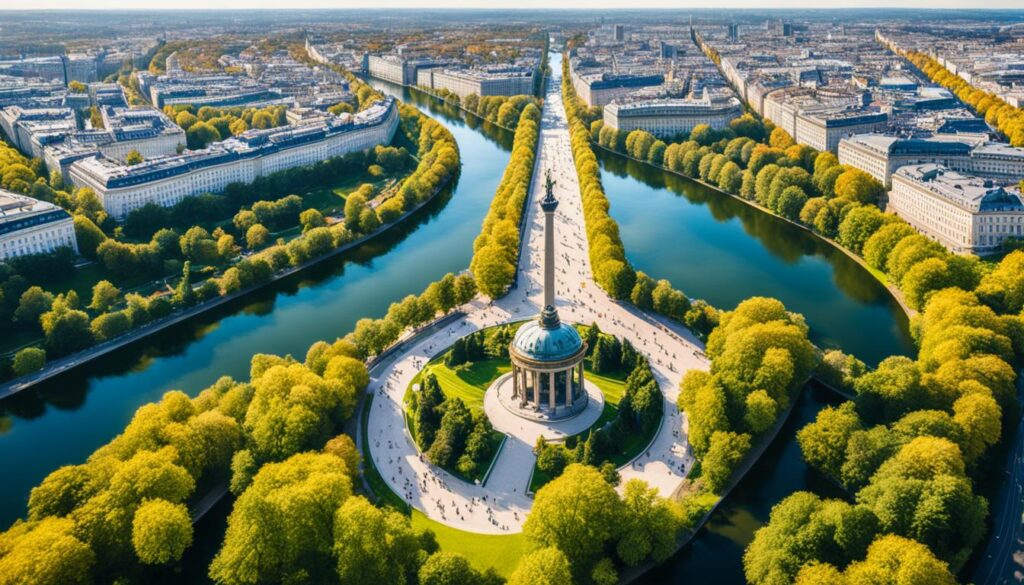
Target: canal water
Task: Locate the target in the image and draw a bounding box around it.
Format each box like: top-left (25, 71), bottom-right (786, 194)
top-left (598, 150), bottom-right (913, 366)
top-left (0, 85), bottom-right (514, 528)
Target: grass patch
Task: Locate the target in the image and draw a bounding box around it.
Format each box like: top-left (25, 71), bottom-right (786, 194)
top-left (528, 363), bottom-right (662, 493)
top-left (422, 358), bottom-right (511, 411)
top-left (403, 356), bottom-right (509, 484)
top-left (411, 510), bottom-right (528, 577)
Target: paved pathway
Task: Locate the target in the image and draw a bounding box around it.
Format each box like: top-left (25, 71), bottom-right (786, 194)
top-left (364, 64), bottom-right (709, 534)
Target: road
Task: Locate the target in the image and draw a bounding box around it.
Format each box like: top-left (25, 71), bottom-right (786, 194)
top-left (363, 58), bottom-right (708, 534)
top-left (971, 380), bottom-right (1024, 585)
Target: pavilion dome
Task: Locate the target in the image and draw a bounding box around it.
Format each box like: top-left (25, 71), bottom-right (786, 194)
top-left (511, 306), bottom-right (584, 362)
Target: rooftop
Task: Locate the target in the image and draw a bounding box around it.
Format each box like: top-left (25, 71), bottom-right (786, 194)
top-left (895, 163), bottom-right (1024, 213)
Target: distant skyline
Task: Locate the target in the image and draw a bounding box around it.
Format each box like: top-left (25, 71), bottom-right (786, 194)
top-left (13, 0), bottom-right (1024, 10)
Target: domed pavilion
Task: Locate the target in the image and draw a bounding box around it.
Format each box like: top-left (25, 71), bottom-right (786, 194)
top-left (508, 172), bottom-right (588, 418)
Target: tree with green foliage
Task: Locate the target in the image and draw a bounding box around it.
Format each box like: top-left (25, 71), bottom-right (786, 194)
top-left (523, 464), bottom-right (623, 575)
top-left (186, 121), bottom-right (221, 150)
top-left (507, 548), bottom-right (573, 585)
top-left (418, 551), bottom-right (500, 585)
top-left (91, 310), bottom-right (131, 341)
top-left (11, 346), bottom-right (46, 376)
top-left (131, 499), bottom-right (193, 565)
top-left (88, 280), bottom-right (121, 313)
top-left (40, 293), bottom-right (93, 356)
top-left (702, 431), bottom-right (751, 493)
top-left (14, 285), bottom-right (54, 325)
top-left (744, 491), bottom-right (880, 585)
top-left (209, 452), bottom-right (353, 585)
top-left (245, 223), bottom-right (270, 249)
top-left (0, 516), bottom-right (95, 585)
top-left (798, 402), bottom-right (863, 481)
top-left (616, 479), bottom-right (679, 566)
top-left (125, 150), bottom-right (144, 165)
top-left (333, 496), bottom-right (430, 585)
top-left (837, 205), bottom-right (890, 254)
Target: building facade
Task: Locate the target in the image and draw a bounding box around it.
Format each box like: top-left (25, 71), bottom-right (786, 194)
top-left (568, 60), bottom-right (664, 107)
top-left (0, 189), bottom-right (78, 260)
top-left (603, 96), bottom-right (742, 139)
top-left (70, 98), bottom-right (399, 219)
top-left (417, 67), bottom-right (534, 98)
top-left (839, 134), bottom-right (1024, 187)
top-left (889, 164), bottom-right (1024, 255)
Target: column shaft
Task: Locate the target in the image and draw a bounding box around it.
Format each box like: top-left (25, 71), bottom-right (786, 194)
top-left (533, 371), bottom-right (540, 409)
top-left (565, 367), bottom-right (572, 407)
top-left (549, 371), bottom-right (556, 410)
top-left (512, 364), bottom-right (518, 399)
top-left (544, 210), bottom-right (555, 309)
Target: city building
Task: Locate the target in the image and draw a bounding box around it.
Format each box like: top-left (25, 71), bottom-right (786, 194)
top-left (69, 97), bottom-right (399, 219)
top-left (889, 163), bottom-right (1024, 255)
top-left (416, 66), bottom-right (534, 98)
top-left (134, 71), bottom-right (287, 109)
top-left (570, 68), bottom-right (664, 107)
top-left (0, 55), bottom-right (98, 84)
top-left (839, 133), bottom-right (1024, 187)
top-left (0, 189), bottom-right (78, 260)
top-left (0, 106), bottom-right (77, 159)
top-left (603, 94), bottom-right (742, 138)
top-left (368, 55), bottom-right (446, 86)
top-left (764, 87), bottom-right (887, 152)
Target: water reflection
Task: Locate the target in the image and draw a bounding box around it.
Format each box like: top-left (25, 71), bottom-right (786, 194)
top-left (597, 147), bottom-right (913, 365)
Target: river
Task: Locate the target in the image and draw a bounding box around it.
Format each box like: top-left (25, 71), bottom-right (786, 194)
top-left (598, 150), bottom-right (913, 366)
top-left (0, 85), bottom-right (514, 529)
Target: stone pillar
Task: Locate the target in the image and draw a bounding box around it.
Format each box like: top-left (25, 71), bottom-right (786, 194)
top-left (536, 372), bottom-right (544, 409)
top-left (565, 367), bottom-right (572, 408)
top-left (520, 368), bottom-right (528, 407)
top-left (544, 207), bottom-right (555, 310)
top-left (578, 362), bottom-right (585, 400)
top-left (512, 364), bottom-right (518, 400)
top-left (549, 371), bottom-right (556, 410)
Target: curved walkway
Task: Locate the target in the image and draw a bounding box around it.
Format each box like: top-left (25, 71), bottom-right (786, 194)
top-left (364, 66), bottom-right (708, 534)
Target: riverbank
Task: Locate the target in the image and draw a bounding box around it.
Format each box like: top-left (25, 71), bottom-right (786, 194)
top-left (620, 378), bottom-right (810, 584)
top-left (365, 75), bottom-right (528, 135)
top-left (0, 173), bottom-right (455, 399)
top-left (593, 143), bottom-right (916, 321)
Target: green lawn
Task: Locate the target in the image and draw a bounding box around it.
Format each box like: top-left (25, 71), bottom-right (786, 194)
top-left (422, 358), bottom-right (511, 411)
top-left (302, 173), bottom-right (397, 216)
top-left (403, 356), bottom-right (510, 484)
top-left (411, 510), bottom-right (528, 577)
top-left (528, 364), bottom-right (662, 492)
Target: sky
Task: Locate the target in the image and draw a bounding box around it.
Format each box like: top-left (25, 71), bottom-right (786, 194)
top-left (18, 0), bottom-right (1024, 9)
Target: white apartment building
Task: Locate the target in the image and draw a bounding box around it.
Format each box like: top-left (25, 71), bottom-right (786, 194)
top-left (367, 55), bottom-right (408, 85)
top-left (795, 110), bottom-right (888, 153)
top-left (0, 189), bottom-right (78, 260)
top-left (0, 106), bottom-right (77, 159)
top-left (417, 67), bottom-right (534, 98)
top-left (839, 134), bottom-right (1024, 187)
top-left (568, 61), bottom-right (664, 107)
top-left (603, 96), bottom-right (742, 139)
top-left (763, 87), bottom-right (886, 153)
top-left (889, 164), bottom-right (1024, 255)
top-left (70, 98), bottom-right (399, 219)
